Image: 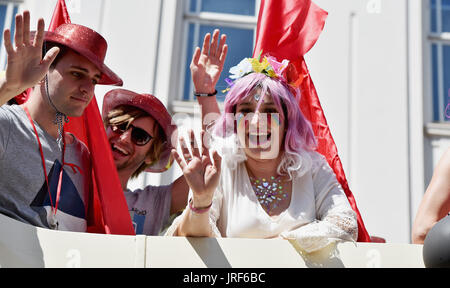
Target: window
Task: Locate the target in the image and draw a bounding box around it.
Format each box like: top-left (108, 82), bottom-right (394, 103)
top-left (429, 0), bottom-right (450, 122)
top-left (0, 1), bottom-right (20, 69)
top-left (181, 0), bottom-right (260, 102)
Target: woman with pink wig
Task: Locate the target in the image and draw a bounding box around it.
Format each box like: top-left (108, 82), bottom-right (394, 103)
top-left (166, 31), bottom-right (358, 253)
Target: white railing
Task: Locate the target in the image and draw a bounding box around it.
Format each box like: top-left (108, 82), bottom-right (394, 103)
top-left (0, 213), bottom-right (424, 268)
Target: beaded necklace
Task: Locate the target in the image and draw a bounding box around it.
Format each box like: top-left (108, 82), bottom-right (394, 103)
top-left (249, 175), bottom-right (288, 212)
top-left (44, 74), bottom-right (69, 148)
top-left (43, 42), bottom-right (69, 147)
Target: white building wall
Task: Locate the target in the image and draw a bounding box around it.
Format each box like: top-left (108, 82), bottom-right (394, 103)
top-left (297, 0), bottom-right (411, 243)
top-left (18, 0), bottom-right (445, 244)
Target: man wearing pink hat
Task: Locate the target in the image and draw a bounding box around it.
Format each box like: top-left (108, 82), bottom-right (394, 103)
top-left (0, 11), bottom-right (121, 231)
top-left (99, 28), bottom-right (228, 235)
top-left (102, 89), bottom-right (189, 235)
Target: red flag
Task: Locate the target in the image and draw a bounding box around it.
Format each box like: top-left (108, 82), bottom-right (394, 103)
top-left (49, 0), bottom-right (134, 235)
top-left (253, 0), bottom-right (371, 242)
top-left (48, 0), bottom-right (71, 29)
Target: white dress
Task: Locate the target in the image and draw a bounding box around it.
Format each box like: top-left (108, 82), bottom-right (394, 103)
top-left (166, 151), bottom-right (358, 253)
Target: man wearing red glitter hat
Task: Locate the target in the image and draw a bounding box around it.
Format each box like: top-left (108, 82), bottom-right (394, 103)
top-left (0, 11), bottom-right (122, 231)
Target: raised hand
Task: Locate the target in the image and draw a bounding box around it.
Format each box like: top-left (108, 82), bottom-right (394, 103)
top-left (2, 11), bottom-right (59, 99)
top-left (190, 29), bottom-right (228, 94)
top-left (172, 130), bottom-right (221, 208)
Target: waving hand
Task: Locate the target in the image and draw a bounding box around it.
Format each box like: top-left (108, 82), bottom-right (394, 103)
top-left (172, 130), bottom-right (221, 208)
top-left (191, 29), bottom-right (228, 95)
top-left (0, 11), bottom-right (59, 103)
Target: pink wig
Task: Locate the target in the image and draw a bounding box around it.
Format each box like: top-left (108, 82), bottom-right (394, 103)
top-left (213, 73), bottom-right (317, 177)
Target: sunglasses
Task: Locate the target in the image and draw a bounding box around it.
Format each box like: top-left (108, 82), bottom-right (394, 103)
top-left (111, 122), bottom-right (153, 146)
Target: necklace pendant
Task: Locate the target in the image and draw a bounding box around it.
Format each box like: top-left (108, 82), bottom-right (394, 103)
top-left (49, 212), bottom-right (59, 230)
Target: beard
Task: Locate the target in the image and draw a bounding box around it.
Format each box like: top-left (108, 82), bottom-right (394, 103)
top-left (113, 151), bottom-right (148, 177)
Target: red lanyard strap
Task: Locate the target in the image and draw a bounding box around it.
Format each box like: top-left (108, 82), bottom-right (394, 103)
top-left (24, 107), bottom-right (66, 215)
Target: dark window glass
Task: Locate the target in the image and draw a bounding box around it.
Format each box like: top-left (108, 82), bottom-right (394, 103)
top-left (189, 0), bottom-right (256, 16)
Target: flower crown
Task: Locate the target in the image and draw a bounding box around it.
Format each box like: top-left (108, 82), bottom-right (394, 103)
top-left (224, 53), bottom-right (304, 92)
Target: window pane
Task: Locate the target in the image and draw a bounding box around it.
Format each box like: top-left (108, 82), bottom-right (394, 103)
top-left (432, 44), bottom-right (450, 122)
top-left (431, 0), bottom-right (437, 32)
top-left (432, 44), bottom-right (440, 121)
top-left (189, 0), bottom-right (256, 16)
top-left (183, 24), bottom-right (255, 101)
top-left (0, 4), bottom-right (17, 70)
top-left (443, 0), bottom-right (450, 32)
top-left (189, 0), bottom-right (197, 12)
top-left (10, 4), bottom-right (18, 42)
top-left (182, 23), bottom-right (196, 101)
top-left (443, 45), bottom-right (450, 121)
top-left (0, 5), bottom-right (7, 44)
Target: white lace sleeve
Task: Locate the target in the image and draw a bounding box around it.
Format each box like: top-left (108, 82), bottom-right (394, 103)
top-left (280, 155), bottom-right (358, 253)
top-left (164, 186), bottom-right (223, 237)
top-left (206, 186), bottom-right (223, 237)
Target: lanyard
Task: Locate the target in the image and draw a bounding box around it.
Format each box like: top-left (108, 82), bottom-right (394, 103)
top-left (24, 107), bottom-right (66, 217)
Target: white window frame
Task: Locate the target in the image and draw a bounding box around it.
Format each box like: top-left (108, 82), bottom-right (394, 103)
top-left (175, 0), bottom-right (260, 105)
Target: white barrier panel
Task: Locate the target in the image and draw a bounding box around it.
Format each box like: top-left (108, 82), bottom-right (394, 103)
top-left (0, 214), bottom-right (424, 268)
top-left (146, 236), bottom-right (425, 268)
top-left (0, 213), bottom-right (144, 268)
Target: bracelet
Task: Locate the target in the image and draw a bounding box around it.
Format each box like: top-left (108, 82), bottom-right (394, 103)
top-left (189, 198), bottom-right (212, 214)
top-left (193, 89), bottom-right (217, 97)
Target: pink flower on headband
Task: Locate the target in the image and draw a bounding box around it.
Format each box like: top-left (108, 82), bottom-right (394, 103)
top-left (224, 54), bottom-right (305, 92)
top-left (265, 56), bottom-right (289, 79)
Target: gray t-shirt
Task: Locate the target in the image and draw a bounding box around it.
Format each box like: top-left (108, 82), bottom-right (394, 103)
top-left (125, 183), bottom-right (172, 236)
top-left (0, 105), bottom-right (91, 231)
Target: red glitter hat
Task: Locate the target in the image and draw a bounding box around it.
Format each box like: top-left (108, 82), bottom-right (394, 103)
top-left (102, 88), bottom-right (177, 173)
top-left (43, 23), bottom-right (122, 86)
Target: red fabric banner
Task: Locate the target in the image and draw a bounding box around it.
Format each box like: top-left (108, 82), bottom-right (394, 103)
top-left (49, 0), bottom-right (134, 235)
top-left (48, 0), bottom-right (71, 29)
top-left (253, 0), bottom-right (371, 242)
